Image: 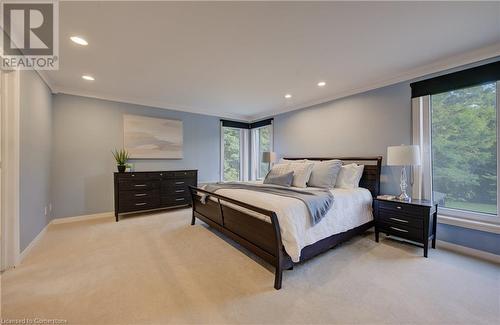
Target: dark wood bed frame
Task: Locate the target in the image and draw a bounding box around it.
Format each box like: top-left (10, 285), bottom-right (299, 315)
top-left (189, 157), bottom-right (382, 290)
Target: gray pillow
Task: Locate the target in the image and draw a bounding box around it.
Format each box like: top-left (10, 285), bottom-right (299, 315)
top-left (307, 160), bottom-right (342, 188)
top-left (264, 171), bottom-right (294, 187)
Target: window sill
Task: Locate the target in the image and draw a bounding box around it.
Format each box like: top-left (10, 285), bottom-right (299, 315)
top-left (438, 215), bottom-right (500, 234)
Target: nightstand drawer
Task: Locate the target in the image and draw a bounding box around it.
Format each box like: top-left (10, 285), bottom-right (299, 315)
top-left (378, 221), bottom-right (423, 241)
top-left (377, 200), bottom-right (422, 216)
top-left (378, 209), bottom-right (423, 229)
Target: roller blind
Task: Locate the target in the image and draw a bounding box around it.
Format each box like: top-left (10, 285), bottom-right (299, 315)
top-left (410, 61), bottom-right (500, 98)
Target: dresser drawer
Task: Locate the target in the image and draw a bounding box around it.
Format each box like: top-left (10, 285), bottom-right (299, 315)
top-left (174, 171), bottom-right (197, 178)
top-left (116, 173), bottom-right (150, 180)
top-left (378, 209), bottom-right (423, 229)
top-left (378, 221), bottom-right (423, 241)
top-left (119, 180), bottom-right (160, 191)
top-left (119, 189), bottom-right (160, 201)
top-left (119, 196), bottom-right (160, 212)
top-left (377, 200), bottom-right (422, 216)
top-left (162, 178), bottom-right (196, 190)
top-left (161, 195), bottom-right (190, 206)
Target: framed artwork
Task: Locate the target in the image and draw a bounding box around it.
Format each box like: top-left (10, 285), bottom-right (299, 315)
top-left (123, 115), bottom-right (183, 159)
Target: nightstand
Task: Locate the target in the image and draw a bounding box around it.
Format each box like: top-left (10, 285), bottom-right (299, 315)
top-left (374, 198), bottom-right (438, 257)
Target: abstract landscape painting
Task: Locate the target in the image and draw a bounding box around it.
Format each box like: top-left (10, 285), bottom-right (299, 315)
top-left (123, 115), bottom-right (183, 159)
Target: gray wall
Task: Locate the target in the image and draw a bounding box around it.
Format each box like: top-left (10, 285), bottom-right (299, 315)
top-left (274, 82), bottom-right (411, 195)
top-left (438, 224), bottom-right (500, 255)
top-left (20, 71), bottom-right (53, 251)
top-left (51, 94), bottom-right (221, 219)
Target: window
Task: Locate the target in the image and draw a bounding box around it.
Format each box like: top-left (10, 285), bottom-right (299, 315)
top-left (251, 124), bottom-right (273, 179)
top-left (431, 83), bottom-right (497, 216)
top-left (220, 119), bottom-right (273, 182)
top-left (411, 61), bottom-right (500, 222)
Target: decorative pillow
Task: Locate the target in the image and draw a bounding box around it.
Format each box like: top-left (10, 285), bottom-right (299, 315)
top-left (306, 159), bottom-right (342, 188)
top-left (335, 163), bottom-right (365, 189)
top-left (278, 158), bottom-right (306, 164)
top-left (263, 171), bottom-right (294, 187)
top-left (265, 163), bottom-right (291, 179)
top-left (288, 162), bottom-right (314, 188)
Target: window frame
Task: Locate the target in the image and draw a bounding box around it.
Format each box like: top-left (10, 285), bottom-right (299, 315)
top-left (250, 123), bottom-right (274, 180)
top-left (415, 81), bottom-right (499, 223)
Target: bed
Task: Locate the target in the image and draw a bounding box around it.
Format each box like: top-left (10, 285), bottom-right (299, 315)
top-left (189, 157), bottom-right (382, 290)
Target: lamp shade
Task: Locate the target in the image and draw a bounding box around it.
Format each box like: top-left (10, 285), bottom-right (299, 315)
top-left (262, 151), bottom-right (277, 163)
top-left (387, 145), bottom-right (421, 166)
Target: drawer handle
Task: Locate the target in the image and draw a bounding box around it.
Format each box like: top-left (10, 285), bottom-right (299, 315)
top-left (390, 226), bottom-right (408, 233)
top-left (396, 206), bottom-right (402, 209)
top-left (175, 189), bottom-right (185, 193)
top-left (175, 181), bottom-right (185, 185)
top-left (175, 198), bottom-right (185, 201)
top-left (135, 202), bottom-right (147, 206)
top-left (135, 193), bottom-right (147, 197)
top-left (134, 184), bottom-right (147, 187)
top-left (389, 217), bottom-right (408, 223)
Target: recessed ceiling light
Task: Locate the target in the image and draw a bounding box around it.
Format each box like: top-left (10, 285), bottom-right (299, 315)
top-left (82, 75), bottom-right (95, 81)
top-left (317, 81), bottom-right (326, 87)
top-left (284, 94), bottom-right (292, 99)
top-left (70, 36), bottom-right (88, 46)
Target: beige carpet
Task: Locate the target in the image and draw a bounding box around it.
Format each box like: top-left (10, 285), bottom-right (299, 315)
top-left (1, 208), bottom-right (499, 325)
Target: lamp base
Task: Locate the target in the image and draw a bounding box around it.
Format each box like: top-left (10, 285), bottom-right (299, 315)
top-left (397, 192), bottom-right (411, 202)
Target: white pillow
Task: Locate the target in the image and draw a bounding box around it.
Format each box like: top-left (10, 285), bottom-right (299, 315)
top-left (335, 163), bottom-right (364, 189)
top-left (288, 162), bottom-right (314, 188)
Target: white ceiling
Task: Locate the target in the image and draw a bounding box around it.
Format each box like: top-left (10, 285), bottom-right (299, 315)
top-left (43, 1), bottom-right (500, 121)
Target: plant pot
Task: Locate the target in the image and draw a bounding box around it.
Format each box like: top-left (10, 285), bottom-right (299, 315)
top-left (117, 165), bottom-right (126, 173)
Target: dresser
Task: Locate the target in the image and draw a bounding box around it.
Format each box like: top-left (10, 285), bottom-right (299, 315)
top-left (114, 170), bottom-right (197, 221)
top-left (374, 198), bottom-right (437, 257)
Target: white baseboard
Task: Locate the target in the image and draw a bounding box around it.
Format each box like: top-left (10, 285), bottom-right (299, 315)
top-left (51, 211), bottom-right (114, 224)
top-left (437, 240), bottom-right (500, 264)
top-left (19, 222), bottom-right (50, 262)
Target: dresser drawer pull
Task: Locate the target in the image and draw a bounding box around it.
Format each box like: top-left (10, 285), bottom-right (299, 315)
top-left (390, 226), bottom-right (408, 233)
top-left (389, 217), bottom-right (409, 223)
top-left (135, 202), bottom-right (147, 206)
top-left (396, 206), bottom-right (402, 209)
top-left (175, 181), bottom-right (185, 185)
top-left (134, 193), bottom-right (147, 197)
top-left (175, 189), bottom-right (185, 193)
top-left (134, 184), bottom-right (147, 187)
top-left (175, 198), bottom-right (185, 201)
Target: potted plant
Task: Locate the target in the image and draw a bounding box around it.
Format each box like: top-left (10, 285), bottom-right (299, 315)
top-left (112, 149), bottom-right (130, 173)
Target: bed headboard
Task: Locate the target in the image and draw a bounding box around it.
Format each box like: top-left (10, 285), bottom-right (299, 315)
top-left (283, 156), bottom-right (383, 198)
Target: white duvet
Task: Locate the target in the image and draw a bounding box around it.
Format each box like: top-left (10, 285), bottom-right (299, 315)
top-left (207, 186), bottom-right (373, 262)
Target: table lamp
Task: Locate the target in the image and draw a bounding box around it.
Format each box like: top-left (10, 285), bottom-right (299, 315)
top-left (387, 145), bottom-right (421, 201)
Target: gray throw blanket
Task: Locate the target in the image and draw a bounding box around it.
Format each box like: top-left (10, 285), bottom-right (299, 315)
top-left (201, 183), bottom-right (334, 225)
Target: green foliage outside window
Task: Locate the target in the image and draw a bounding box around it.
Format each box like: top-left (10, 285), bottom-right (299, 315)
top-left (223, 127), bottom-right (241, 181)
top-left (431, 82), bottom-right (497, 215)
